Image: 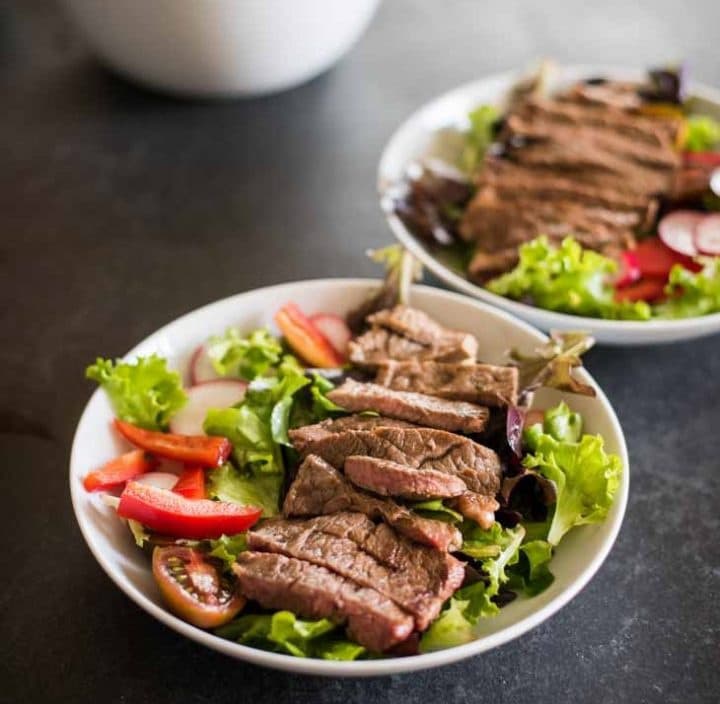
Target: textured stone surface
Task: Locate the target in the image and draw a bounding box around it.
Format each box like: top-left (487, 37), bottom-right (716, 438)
top-left (2, 1), bottom-right (719, 702)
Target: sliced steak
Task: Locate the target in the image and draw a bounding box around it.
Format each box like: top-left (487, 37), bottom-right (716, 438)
top-left (348, 327), bottom-right (473, 368)
top-left (348, 305), bottom-right (478, 368)
top-left (299, 426), bottom-right (501, 496)
top-left (326, 379), bottom-right (490, 433)
top-left (233, 551), bottom-right (413, 652)
top-left (376, 360), bottom-right (519, 408)
top-left (367, 305), bottom-right (478, 353)
top-left (247, 513), bottom-right (465, 630)
top-left (283, 455), bottom-right (462, 551)
top-left (458, 79), bottom-right (682, 257)
top-left (344, 456), bottom-right (467, 500)
top-left (288, 415), bottom-right (416, 454)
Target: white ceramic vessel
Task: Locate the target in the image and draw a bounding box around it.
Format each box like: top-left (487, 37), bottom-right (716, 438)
top-left (61, 0), bottom-right (381, 98)
top-left (70, 279), bottom-right (628, 676)
top-left (378, 65), bottom-right (720, 346)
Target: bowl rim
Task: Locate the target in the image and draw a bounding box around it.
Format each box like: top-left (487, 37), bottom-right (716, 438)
top-left (70, 278), bottom-right (629, 677)
top-left (377, 63), bottom-right (720, 334)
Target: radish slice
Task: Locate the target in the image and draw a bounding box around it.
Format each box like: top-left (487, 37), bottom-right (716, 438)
top-left (309, 313), bottom-right (351, 356)
top-left (658, 211), bottom-right (703, 257)
top-left (695, 214), bottom-right (720, 255)
top-left (169, 380), bottom-right (247, 436)
top-left (190, 345), bottom-right (222, 385)
top-left (135, 472), bottom-right (181, 491)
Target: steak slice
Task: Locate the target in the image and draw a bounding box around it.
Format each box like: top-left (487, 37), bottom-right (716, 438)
top-left (326, 379), bottom-right (490, 433)
top-left (247, 513), bottom-right (465, 630)
top-left (348, 327), bottom-right (473, 368)
top-left (288, 415), bottom-right (416, 454)
top-left (283, 455), bottom-right (462, 551)
top-left (344, 456), bottom-right (466, 500)
top-left (299, 427), bottom-right (501, 496)
top-left (233, 552), bottom-right (413, 652)
top-left (348, 305), bottom-right (478, 368)
top-left (367, 305), bottom-right (478, 353)
top-left (376, 360), bottom-right (519, 408)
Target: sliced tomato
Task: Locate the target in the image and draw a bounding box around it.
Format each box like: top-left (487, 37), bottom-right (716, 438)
top-left (274, 303), bottom-right (344, 368)
top-left (153, 546), bottom-right (245, 628)
top-left (118, 481), bottom-right (261, 539)
top-left (83, 450), bottom-right (156, 492)
top-left (632, 237), bottom-right (697, 280)
top-left (114, 419), bottom-right (231, 467)
top-left (173, 466), bottom-right (206, 500)
top-left (614, 278), bottom-right (666, 303)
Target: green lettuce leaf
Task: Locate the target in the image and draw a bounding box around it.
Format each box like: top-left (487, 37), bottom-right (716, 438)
top-left (655, 259), bottom-right (720, 319)
top-left (420, 524), bottom-right (524, 652)
top-left (207, 463), bottom-right (283, 517)
top-left (507, 540), bottom-right (555, 596)
top-left (541, 401), bottom-right (583, 443)
top-left (205, 353), bottom-right (340, 517)
top-left (411, 499), bottom-right (463, 524)
top-left (86, 355), bottom-right (187, 430)
top-left (206, 327), bottom-right (282, 380)
top-left (523, 403), bottom-right (622, 545)
top-left (487, 236), bottom-right (652, 321)
top-left (462, 104), bottom-right (500, 173)
top-left (207, 533), bottom-right (248, 571)
top-left (684, 115), bottom-right (720, 152)
top-left (216, 611), bottom-right (365, 660)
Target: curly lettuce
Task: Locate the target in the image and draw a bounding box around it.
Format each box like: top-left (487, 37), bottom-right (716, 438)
top-left (204, 350), bottom-right (340, 516)
top-left (216, 611), bottom-right (365, 660)
top-left (86, 355), bottom-right (187, 430)
top-left (206, 327), bottom-right (282, 380)
top-left (524, 402), bottom-right (622, 545)
top-left (655, 259), bottom-right (720, 319)
top-left (487, 236), bottom-right (652, 320)
top-left (684, 115), bottom-right (720, 152)
top-left (462, 104), bottom-right (500, 173)
top-left (420, 524), bottom-right (524, 652)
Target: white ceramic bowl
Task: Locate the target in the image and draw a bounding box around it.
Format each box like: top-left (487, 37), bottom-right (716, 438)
top-left (378, 65), bottom-right (720, 346)
top-left (61, 0), bottom-right (381, 98)
top-left (70, 279), bottom-right (628, 676)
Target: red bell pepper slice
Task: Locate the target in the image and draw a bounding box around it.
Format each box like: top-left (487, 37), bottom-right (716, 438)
top-left (114, 419), bottom-right (232, 467)
top-left (614, 278), bottom-right (666, 303)
top-left (615, 250), bottom-right (641, 288)
top-left (83, 449), bottom-right (157, 492)
top-left (117, 481), bottom-right (262, 539)
top-left (632, 238), bottom-right (697, 280)
top-left (172, 466), bottom-right (206, 500)
top-left (683, 151), bottom-right (720, 168)
top-left (274, 303), bottom-right (344, 368)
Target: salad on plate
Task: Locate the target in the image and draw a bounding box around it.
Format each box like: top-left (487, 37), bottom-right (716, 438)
top-left (389, 63), bottom-right (720, 321)
top-left (81, 250), bottom-right (622, 659)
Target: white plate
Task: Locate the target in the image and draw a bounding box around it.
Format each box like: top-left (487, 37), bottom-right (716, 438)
top-left (70, 279), bottom-right (628, 676)
top-left (378, 65), bottom-right (720, 346)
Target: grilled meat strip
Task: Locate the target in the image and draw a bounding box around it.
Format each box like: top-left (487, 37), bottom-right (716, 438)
top-left (283, 455), bottom-right (462, 551)
top-left (326, 378), bottom-right (490, 433)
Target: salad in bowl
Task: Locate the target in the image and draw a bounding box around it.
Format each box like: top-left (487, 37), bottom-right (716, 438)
top-left (381, 63), bottom-right (720, 344)
top-left (72, 251), bottom-right (626, 672)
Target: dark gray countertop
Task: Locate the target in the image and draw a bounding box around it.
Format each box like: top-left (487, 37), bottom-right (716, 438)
top-left (2, 1), bottom-right (719, 702)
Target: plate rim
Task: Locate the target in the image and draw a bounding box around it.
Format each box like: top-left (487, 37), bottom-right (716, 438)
top-left (69, 278), bottom-right (629, 677)
top-left (377, 63), bottom-right (720, 339)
